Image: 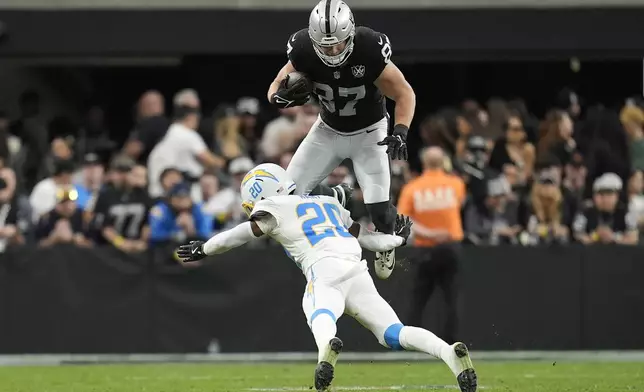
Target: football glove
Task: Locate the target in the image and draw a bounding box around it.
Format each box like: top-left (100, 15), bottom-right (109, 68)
top-left (271, 74), bottom-right (311, 109)
top-left (394, 214), bottom-right (413, 245)
top-left (377, 124), bottom-right (408, 161)
top-left (176, 240), bottom-right (207, 262)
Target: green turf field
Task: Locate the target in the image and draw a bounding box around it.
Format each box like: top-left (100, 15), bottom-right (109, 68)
top-left (0, 361), bottom-right (642, 392)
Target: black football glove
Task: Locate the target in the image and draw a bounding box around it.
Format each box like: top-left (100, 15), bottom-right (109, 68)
top-left (394, 214), bottom-right (413, 245)
top-left (377, 124), bottom-right (408, 161)
top-left (176, 240), bottom-right (207, 262)
top-left (271, 74), bottom-right (311, 109)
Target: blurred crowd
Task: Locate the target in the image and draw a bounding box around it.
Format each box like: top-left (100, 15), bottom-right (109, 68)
top-left (0, 86), bottom-right (643, 253)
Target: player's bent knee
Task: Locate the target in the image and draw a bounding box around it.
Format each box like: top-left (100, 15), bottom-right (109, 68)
top-left (310, 308), bottom-right (337, 326)
top-left (381, 323), bottom-right (405, 350)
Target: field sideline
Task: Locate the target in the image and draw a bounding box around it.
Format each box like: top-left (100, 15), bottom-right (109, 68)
top-left (0, 352), bottom-right (642, 392)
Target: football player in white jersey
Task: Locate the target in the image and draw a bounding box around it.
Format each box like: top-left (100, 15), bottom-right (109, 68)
top-left (177, 163), bottom-right (477, 392)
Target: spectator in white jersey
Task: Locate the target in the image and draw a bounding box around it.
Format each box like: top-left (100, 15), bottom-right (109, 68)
top-left (147, 89), bottom-right (225, 198)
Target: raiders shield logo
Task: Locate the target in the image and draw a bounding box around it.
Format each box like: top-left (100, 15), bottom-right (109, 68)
top-left (351, 65), bottom-right (365, 78)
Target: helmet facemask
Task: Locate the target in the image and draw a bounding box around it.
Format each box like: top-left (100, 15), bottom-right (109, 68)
top-left (311, 31), bottom-right (355, 67)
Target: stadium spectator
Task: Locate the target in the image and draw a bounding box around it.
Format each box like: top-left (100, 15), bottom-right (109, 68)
top-left (260, 106), bottom-right (300, 162)
top-left (484, 97), bottom-right (510, 141)
top-left (9, 90), bottom-right (49, 191)
top-left (279, 151), bottom-right (294, 170)
top-left (578, 106), bottom-right (631, 201)
top-left (212, 106), bottom-right (247, 160)
top-left (147, 89), bottom-right (225, 198)
top-left (397, 146), bottom-right (465, 344)
top-left (489, 112), bottom-right (536, 186)
top-left (620, 103), bottom-right (644, 171)
top-left (76, 105), bottom-right (117, 160)
top-left (458, 135), bottom-right (495, 205)
top-left (324, 164), bottom-right (354, 188)
top-left (0, 158), bottom-right (22, 251)
top-left (149, 182), bottom-right (212, 244)
top-left (573, 173), bottom-right (638, 245)
top-left (221, 156), bottom-right (255, 228)
top-left (627, 170), bottom-right (644, 231)
top-left (562, 150), bottom-right (587, 200)
top-left (523, 171), bottom-right (570, 245)
top-left (35, 187), bottom-right (91, 248)
top-left (93, 164), bottom-right (151, 253)
top-left (236, 97), bottom-right (262, 160)
top-left (0, 110), bottom-right (11, 163)
top-left (537, 110), bottom-right (576, 165)
top-left (464, 175), bottom-right (521, 245)
top-left (123, 90), bottom-right (171, 164)
top-left (155, 167), bottom-right (184, 203)
top-left (74, 153), bottom-right (105, 211)
top-left (29, 159), bottom-right (75, 222)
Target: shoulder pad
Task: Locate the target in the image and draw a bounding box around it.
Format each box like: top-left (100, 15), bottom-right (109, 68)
top-left (353, 26), bottom-right (391, 77)
top-left (287, 29), bottom-right (311, 68)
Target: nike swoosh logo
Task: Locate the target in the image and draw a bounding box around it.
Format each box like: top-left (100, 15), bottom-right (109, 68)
top-left (192, 247), bottom-right (198, 254)
top-left (365, 128), bottom-right (377, 134)
top-left (385, 258), bottom-right (394, 270)
top-left (274, 96), bottom-right (292, 106)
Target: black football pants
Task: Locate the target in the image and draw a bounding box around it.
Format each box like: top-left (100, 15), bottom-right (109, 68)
top-left (407, 242), bottom-right (461, 345)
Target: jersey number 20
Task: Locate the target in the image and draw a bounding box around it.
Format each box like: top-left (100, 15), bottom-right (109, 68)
top-left (297, 202), bottom-right (352, 246)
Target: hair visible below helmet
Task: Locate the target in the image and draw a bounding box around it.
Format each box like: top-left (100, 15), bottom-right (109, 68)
top-left (240, 163), bottom-right (296, 216)
top-left (308, 0), bottom-right (355, 67)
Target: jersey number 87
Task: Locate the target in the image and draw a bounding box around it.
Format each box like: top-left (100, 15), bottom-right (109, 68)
top-left (297, 202), bottom-right (352, 246)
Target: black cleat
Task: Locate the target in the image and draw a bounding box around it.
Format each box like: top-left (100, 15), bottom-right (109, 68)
top-left (314, 337), bottom-right (343, 391)
top-left (332, 184), bottom-right (353, 209)
top-left (453, 342), bottom-right (478, 392)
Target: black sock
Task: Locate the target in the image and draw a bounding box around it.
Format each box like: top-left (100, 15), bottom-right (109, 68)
top-left (310, 184), bottom-right (336, 197)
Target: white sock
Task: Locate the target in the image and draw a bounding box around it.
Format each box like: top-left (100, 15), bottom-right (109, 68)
top-left (311, 315), bottom-right (337, 363)
top-left (398, 326), bottom-right (460, 376)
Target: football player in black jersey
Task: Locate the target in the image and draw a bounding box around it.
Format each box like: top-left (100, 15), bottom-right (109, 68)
top-left (267, 0), bottom-right (415, 283)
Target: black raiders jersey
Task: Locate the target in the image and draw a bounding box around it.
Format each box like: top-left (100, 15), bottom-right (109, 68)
top-left (287, 26), bottom-right (391, 133)
top-left (91, 186), bottom-right (152, 242)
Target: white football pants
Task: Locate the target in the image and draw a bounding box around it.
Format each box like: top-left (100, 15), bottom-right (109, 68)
top-left (286, 116), bottom-right (391, 204)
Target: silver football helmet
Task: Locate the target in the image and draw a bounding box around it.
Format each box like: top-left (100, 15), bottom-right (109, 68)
top-left (308, 0), bottom-right (356, 67)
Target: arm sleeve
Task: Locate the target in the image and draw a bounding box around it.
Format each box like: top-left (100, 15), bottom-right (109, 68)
top-left (357, 224), bottom-right (403, 252)
top-left (203, 221), bottom-right (256, 255)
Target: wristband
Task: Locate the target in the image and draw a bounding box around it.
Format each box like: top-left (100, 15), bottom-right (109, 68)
top-left (113, 236), bottom-right (125, 247)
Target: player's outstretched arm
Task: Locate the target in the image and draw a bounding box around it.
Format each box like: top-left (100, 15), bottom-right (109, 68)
top-left (348, 215), bottom-right (413, 253)
top-left (176, 221), bottom-right (265, 263)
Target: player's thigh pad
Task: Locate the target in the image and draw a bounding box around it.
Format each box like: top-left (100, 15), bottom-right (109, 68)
top-left (302, 279), bottom-right (346, 328)
top-left (286, 117), bottom-right (344, 196)
top-left (350, 118), bottom-right (391, 204)
top-left (344, 272), bottom-right (404, 349)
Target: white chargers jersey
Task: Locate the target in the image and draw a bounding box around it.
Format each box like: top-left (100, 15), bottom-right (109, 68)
top-left (250, 195), bottom-right (363, 272)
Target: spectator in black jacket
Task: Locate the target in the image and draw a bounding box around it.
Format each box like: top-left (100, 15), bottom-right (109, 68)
top-left (573, 173), bottom-right (638, 245)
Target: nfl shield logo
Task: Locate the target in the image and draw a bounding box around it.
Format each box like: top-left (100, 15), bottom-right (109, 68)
top-left (351, 65), bottom-right (365, 78)
top-left (333, 71), bottom-right (341, 79)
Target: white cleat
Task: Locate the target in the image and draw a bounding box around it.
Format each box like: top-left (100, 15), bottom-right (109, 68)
top-left (374, 248), bottom-right (395, 279)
